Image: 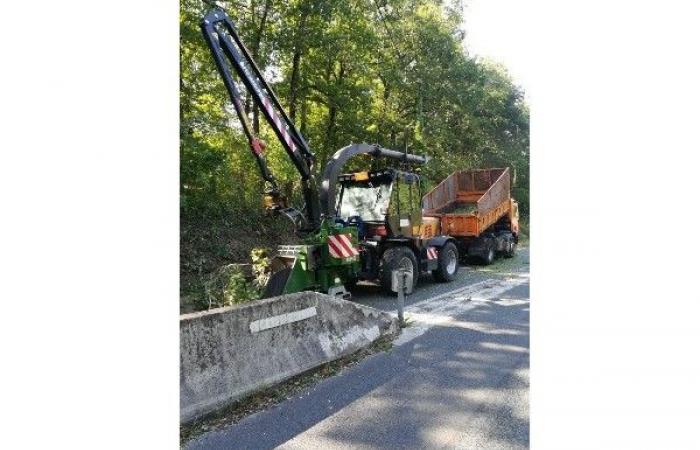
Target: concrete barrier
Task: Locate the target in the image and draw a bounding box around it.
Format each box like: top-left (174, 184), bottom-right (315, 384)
top-left (180, 291), bottom-right (398, 423)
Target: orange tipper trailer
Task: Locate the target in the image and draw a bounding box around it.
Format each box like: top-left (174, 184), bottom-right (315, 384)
top-left (421, 168), bottom-right (519, 264)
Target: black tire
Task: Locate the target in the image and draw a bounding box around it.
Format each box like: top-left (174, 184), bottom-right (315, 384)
top-left (380, 246), bottom-right (418, 295)
top-left (504, 239), bottom-right (516, 258)
top-left (432, 242), bottom-right (459, 282)
top-left (345, 277), bottom-right (359, 291)
top-left (262, 267), bottom-right (291, 298)
top-left (482, 246), bottom-right (495, 265)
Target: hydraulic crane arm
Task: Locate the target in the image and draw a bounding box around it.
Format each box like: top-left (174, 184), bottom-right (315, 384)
top-left (201, 9), bottom-right (321, 231)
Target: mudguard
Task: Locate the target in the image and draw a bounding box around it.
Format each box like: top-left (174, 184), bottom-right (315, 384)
top-left (426, 235), bottom-right (454, 248)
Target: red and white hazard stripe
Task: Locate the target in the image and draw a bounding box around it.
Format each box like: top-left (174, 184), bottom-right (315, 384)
top-left (263, 96), bottom-right (296, 152)
top-left (426, 247), bottom-right (438, 260)
top-left (327, 234), bottom-right (359, 259)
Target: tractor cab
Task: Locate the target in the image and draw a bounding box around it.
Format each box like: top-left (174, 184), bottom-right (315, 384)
top-left (336, 168), bottom-right (423, 241)
top-left (334, 166), bottom-right (458, 293)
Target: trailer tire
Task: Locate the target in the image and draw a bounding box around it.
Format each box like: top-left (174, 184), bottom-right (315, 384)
top-left (482, 246), bottom-right (495, 265)
top-left (380, 246), bottom-right (418, 295)
top-left (504, 240), bottom-right (516, 258)
top-left (433, 242), bottom-right (459, 282)
top-left (262, 267), bottom-right (292, 298)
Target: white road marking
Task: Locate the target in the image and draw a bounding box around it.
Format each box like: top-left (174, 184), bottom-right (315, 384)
top-left (249, 306), bottom-right (317, 333)
top-left (393, 275), bottom-right (529, 346)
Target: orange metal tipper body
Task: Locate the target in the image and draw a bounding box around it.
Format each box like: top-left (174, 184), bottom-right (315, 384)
top-left (421, 168), bottom-right (519, 262)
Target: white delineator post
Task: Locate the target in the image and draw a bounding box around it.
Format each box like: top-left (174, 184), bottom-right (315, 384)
top-left (392, 269), bottom-right (412, 326)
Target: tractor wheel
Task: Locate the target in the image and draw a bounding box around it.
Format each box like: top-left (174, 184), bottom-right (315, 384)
top-left (380, 246), bottom-right (418, 295)
top-left (262, 267), bottom-right (291, 298)
top-left (433, 242), bottom-right (459, 282)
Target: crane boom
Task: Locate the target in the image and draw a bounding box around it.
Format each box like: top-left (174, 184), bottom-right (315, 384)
top-left (201, 9), bottom-right (321, 231)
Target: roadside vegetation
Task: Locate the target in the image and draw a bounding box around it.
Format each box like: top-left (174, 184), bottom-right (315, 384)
top-left (181, 0), bottom-right (530, 312)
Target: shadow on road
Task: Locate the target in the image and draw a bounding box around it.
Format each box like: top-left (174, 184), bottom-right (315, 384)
top-left (308, 295), bottom-right (530, 449)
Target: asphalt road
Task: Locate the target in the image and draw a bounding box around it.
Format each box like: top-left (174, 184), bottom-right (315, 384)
top-left (187, 247), bottom-right (530, 450)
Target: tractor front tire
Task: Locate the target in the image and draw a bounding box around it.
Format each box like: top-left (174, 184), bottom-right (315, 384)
top-left (380, 246), bottom-right (418, 295)
top-left (433, 242), bottom-right (459, 282)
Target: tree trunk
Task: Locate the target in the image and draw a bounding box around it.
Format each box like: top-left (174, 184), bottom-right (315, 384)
top-left (378, 73), bottom-right (391, 143)
top-left (289, 50), bottom-right (302, 123)
top-left (300, 98), bottom-right (308, 136)
top-left (250, 0), bottom-right (272, 134)
top-left (289, 2), bottom-right (311, 123)
top-left (324, 62), bottom-right (345, 155)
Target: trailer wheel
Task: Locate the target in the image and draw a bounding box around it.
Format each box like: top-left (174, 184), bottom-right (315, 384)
top-left (262, 267), bottom-right (291, 298)
top-left (504, 240), bottom-right (517, 258)
top-left (433, 242), bottom-right (459, 282)
top-left (482, 246), bottom-right (495, 265)
top-left (380, 246), bottom-right (418, 295)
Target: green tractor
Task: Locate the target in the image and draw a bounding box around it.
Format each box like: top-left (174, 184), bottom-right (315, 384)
top-left (262, 143), bottom-right (460, 298)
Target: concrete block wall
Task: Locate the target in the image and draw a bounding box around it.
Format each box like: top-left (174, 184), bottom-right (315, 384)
top-left (180, 291), bottom-right (398, 423)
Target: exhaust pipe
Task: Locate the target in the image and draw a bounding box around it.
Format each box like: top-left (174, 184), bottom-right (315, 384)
top-left (367, 146), bottom-right (429, 165)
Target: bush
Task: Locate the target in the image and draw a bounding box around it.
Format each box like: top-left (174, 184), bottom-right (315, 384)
top-left (204, 264), bottom-right (257, 308)
top-left (202, 248), bottom-right (273, 309)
